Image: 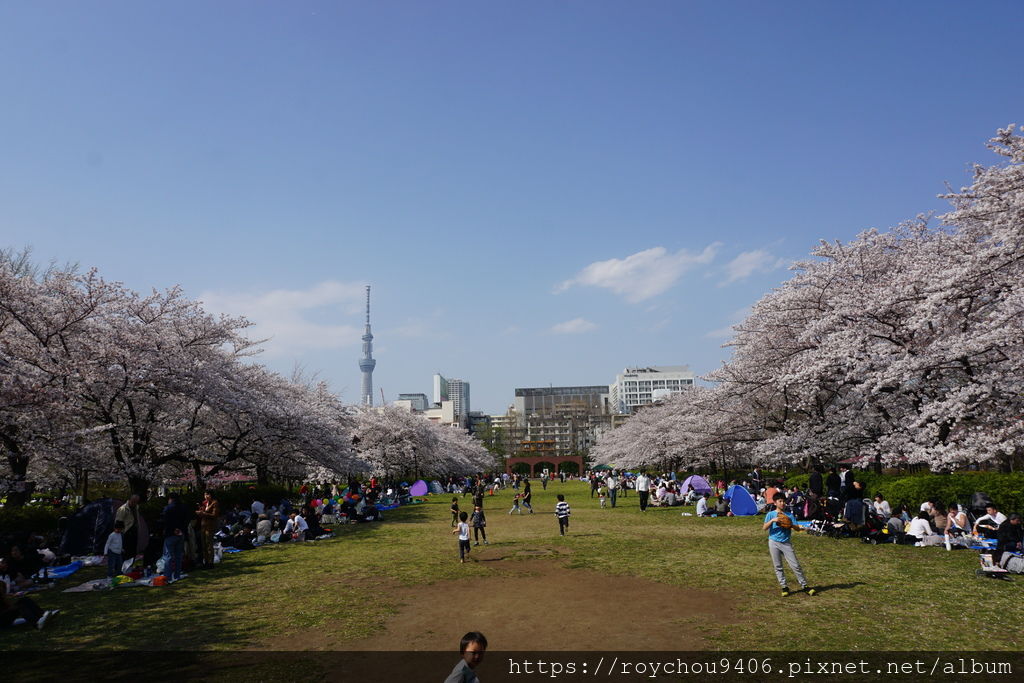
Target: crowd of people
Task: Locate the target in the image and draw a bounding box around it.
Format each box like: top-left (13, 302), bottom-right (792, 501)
top-left (0, 476), bottom-right (404, 629)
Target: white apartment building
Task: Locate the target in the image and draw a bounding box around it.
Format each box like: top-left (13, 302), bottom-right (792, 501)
top-left (609, 365), bottom-right (695, 413)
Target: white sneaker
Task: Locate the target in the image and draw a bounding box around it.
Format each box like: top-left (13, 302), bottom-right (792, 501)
top-left (36, 611), bottom-right (52, 630)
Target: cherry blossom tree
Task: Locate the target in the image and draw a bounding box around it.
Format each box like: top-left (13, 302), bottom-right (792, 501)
top-left (595, 126), bottom-right (1024, 474)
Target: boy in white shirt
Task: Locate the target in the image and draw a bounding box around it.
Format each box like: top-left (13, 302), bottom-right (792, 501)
top-left (104, 521), bottom-right (125, 578)
top-left (452, 512), bottom-right (471, 563)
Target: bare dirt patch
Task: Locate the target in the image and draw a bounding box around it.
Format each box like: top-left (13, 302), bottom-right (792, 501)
top-left (273, 558), bottom-right (731, 651)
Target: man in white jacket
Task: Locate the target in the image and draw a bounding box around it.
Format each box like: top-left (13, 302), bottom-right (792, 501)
top-left (636, 472), bottom-right (651, 512)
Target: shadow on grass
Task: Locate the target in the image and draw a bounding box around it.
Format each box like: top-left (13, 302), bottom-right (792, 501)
top-left (2, 501), bottom-right (441, 651)
top-left (813, 581), bottom-right (866, 593)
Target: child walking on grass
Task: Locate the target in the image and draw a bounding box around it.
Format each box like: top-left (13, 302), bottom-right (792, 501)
top-left (471, 505), bottom-right (488, 546)
top-left (452, 511), bottom-right (471, 563)
top-left (598, 484), bottom-right (607, 508)
top-left (508, 493), bottom-right (522, 515)
top-left (555, 494), bottom-right (571, 536)
top-left (450, 497), bottom-right (460, 527)
top-left (763, 492), bottom-right (816, 597)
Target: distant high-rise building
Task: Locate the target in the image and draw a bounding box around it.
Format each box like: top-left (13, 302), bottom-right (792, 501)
top-left (609, 365), bottom-right (694, 413)
top-left (432, 373), bottom-right (449, 405)
top-left (396, 393), bottom-right (430, 412)
top-left (513, 386), bottom-right (610, 422)
top-left (447, 378), bottom-right (470, 422)
top-left (511, 386), bottom-right (612, 459)
top-left (358, 286), bottom-right (376, 406)
top-left (431, 373), bottom-right (469, 427)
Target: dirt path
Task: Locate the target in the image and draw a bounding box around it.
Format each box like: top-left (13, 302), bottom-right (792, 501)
top-left (271, 551), bottom-right (731, 651)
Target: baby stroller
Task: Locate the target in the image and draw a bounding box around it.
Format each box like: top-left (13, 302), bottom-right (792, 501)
top-left (859, 508), bottom-right (888, 544)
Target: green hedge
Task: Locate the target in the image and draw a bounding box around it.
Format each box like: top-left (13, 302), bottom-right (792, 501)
top-left (776, 471), bottom-right (1024, 511)
top-left (875, 473), bottom-right (1024, 512)
top-left (0, 505), bottom-right (66, 535)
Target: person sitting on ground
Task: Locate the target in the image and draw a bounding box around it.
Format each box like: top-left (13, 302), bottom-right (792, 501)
top-left (0, 554), bottom-right (32, 592)
top-left (0, 579), bottom-right (56, 630)
top-left (663, 487), bottom-right (678, 507)
top-left (886, 510), bottom-right (905, 538)
top-left (283, 511), bottom-right (309, 541)
top-left (974, 505), bottom-right (1007, 538)
top-left (682, 484), bottom-right (696, 505)
top-left (255, 514), bottom-right (272, 544)
top-left (715, 496), bottom-right (729, 516)
top-left (230, 523), bottom-right (255, 550)
top-left (872, 494), bottom-right (891, 519)
top-left (928, 503), bottom-right (948, 534)
top-left (995, 514), bottom-right (1023, 562)
top-left (907, 510), bottom-right (939, 545)
top-left (695, 493), bottom-right (712, 517)
top-left (361, 500), bottom-right (381, 522)
top-left (896, 504), bottom-right (912, 523)
top-left (946, 503), bottom-right (969, 535)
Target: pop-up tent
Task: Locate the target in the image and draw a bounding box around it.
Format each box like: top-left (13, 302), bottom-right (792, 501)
top-left (681, 475), bottom-right (713, 495)
top-left (409, 480), bottom-right (428, 497)
top-left (724, 484), bottom-right (759, 516)
top-left (60, 498), bottom-right (118, 556)
top-left (429, 481), bottom-right (444, 494)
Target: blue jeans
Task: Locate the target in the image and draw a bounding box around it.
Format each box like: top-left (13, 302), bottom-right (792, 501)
top-left (162, 535), bottom-right (184, 580)
top-left (609, 489), bottom-right (618, 508)
top-left (107, 552), bottom-right (122, 578)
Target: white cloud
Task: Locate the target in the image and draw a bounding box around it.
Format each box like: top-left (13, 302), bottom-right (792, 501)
top-left (550, 317), bottom-right (598, 334)
top-left (199, 280), bottom-right (366, 357)
top-left (705, 306), bottom-right (752, 340)
top-left (720, 250), bottom-right (788, 286)
top-left (556, 244), bottom-right (721, 303)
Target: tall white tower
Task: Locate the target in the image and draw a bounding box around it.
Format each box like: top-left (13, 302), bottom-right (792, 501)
top-left (358, 285), bottom-right (376, 406)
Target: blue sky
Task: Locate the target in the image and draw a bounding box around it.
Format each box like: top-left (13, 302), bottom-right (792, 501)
top-left (2, 1), bottom-right (1022, 413)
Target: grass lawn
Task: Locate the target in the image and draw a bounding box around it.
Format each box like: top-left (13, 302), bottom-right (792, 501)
top-left (3, 480), bottom-right (1022, 652)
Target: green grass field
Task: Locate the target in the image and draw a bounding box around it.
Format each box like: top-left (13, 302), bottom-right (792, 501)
top-left (3, 481), bottom-right (1022, 651)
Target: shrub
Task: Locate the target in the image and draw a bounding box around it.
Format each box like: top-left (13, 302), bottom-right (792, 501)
top-left (0, 505), bottom-right (66, 537)
top-left (775, 470), bottom-right (1024, 512)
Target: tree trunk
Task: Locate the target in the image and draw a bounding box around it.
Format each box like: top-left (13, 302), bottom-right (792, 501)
top-left (256, 465), bottom-right (269, 486)
top-left (4, 441), bottom-right (31, 507)
top-left (873, 452), bottom-right (882, 475)
top-left (128, 475), bottom-right (151, 502)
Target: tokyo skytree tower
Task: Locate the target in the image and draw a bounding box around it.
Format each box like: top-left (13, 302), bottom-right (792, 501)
top-left (358, 285), bottom-right (376, 406)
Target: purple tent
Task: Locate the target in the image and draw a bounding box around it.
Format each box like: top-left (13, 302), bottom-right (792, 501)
top-left (681, 475), bottom-right (713, 495)
top-left (409, 480), bottom-right (429, 496)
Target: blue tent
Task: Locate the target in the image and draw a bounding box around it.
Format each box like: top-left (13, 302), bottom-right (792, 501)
top-left (681, 475), bottom-right (713, 495)
top-left (725, 484), bottom-right (759, 516)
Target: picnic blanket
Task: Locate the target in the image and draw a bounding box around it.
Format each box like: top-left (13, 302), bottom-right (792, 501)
top-left (35, 561), bottom-right (83, 580)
